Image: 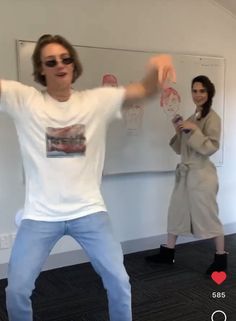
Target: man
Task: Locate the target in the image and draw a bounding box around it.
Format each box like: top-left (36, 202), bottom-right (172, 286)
top-left (0, 34), bottom-right (176, 321)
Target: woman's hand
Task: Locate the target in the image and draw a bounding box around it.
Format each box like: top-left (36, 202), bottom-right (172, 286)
top-left (172, 115), bottom-right (183, 133)
top-left (179, 120), bottom-right (198, 131)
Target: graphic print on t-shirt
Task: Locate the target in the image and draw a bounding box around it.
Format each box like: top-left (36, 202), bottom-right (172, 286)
top-left (46, 124), bottom-right (86, 157)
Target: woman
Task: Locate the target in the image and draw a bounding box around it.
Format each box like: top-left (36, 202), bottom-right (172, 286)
top-left (146, 75), bottom-right (227, 275)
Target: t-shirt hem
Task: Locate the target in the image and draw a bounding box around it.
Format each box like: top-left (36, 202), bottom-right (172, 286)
top-left (21, 207), bottom-right (108, 222)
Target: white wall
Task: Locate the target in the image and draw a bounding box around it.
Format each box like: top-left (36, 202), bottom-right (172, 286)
top-left (0, 0), bottom-right (236, 271)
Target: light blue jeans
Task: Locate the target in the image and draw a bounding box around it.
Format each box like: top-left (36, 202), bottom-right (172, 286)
top-left (6, 212), bottom-right (132, 321)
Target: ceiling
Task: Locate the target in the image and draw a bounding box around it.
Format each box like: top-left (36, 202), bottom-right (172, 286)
top-left (214, 0), bottom-right (236, 17)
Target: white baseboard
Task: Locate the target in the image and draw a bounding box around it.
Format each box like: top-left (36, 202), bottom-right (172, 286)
top-left (0, 222), bottom-right (235, 280)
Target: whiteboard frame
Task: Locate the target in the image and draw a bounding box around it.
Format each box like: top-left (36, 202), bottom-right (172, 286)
top-left (16, 40), bottom-right (225, 174)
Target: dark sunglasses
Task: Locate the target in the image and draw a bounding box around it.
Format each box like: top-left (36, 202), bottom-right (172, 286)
top-left (43, 57), bottom-right (74, 68)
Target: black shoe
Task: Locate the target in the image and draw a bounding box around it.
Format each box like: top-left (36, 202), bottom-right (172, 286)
top-left (206, 252), bottom-right (228, 275)
top-left (145, 245), bottom-right (175, 264)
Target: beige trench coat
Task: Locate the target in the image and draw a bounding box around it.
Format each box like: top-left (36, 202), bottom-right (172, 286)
top-left (167, 109), bottom-right (224, 238)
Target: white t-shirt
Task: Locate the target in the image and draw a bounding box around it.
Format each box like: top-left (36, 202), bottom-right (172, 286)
top-left (0, 80), bottom-right (125, 221)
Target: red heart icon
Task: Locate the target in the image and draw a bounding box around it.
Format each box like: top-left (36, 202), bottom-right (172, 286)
top-left (211, 271), bottom-right (227, 285)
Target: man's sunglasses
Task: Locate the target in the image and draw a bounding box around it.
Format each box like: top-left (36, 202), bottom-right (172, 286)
top-left (43, 57), bottom-right (74, 68)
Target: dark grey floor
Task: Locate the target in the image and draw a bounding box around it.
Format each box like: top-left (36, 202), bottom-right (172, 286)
top-left (0, 234), bottom-right (235, 321)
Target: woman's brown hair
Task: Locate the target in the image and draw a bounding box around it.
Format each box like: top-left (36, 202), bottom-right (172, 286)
top-left (191, 75), bottom-right (215, 119)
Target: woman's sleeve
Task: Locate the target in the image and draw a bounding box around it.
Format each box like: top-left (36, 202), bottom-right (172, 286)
top-left (186, 112), bottom-right (221, 156)
top-left (169, 133), bottom-right (181, 154)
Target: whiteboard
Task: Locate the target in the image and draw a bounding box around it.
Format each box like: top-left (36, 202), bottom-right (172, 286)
top-left (16, 40), bottom-right (225, 174)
